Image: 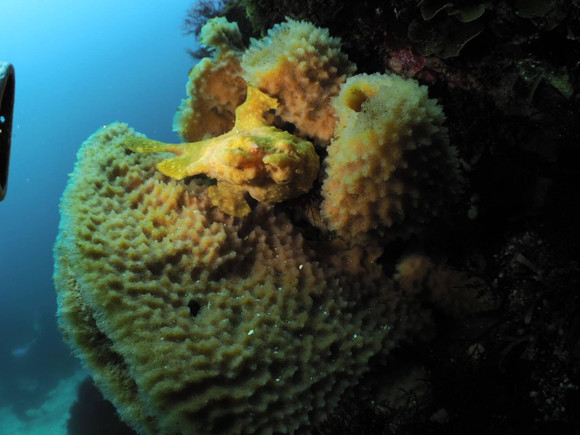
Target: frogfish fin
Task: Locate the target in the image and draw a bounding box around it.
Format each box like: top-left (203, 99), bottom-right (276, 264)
top-left (124, 136), bottom-right (186, 155)
top-left (233, 86), bottom-right (278, 131)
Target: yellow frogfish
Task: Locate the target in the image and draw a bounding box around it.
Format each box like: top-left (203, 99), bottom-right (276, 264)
top-left (125, 86), bottom-right (319, 217)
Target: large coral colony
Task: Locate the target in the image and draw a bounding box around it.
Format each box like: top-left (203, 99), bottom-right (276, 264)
top-left (54, 14), bottom-right (474, 435)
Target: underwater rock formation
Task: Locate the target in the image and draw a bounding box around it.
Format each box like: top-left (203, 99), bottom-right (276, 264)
top-left (54, 16), bottom-right (473, 435)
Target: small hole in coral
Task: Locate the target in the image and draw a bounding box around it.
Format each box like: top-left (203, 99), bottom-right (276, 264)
top-left (187, 299), bottom-right (201, 317)
top-left (346, 88), bottom-right (371, 112)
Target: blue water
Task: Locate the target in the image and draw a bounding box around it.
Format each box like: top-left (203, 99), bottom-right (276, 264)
top-left (0, 0), bottom-right (197, 429)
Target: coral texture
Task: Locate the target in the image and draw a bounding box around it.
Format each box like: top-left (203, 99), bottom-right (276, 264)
top-left (53, 123), bottom-right (416, 434)
top-left (321, 73), bottom-right (463, 242)
top-left (176, 17), bottom-right (356, 147)
top-left (241, 18), bottom-right (356, 145)
top-left (173, 17), bottom-right (247, 142)
top-left (127, 86), bottom-right (319, 217)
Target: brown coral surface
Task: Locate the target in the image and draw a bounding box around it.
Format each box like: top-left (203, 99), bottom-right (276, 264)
top-left (53, 123), bottom-right (415, 434)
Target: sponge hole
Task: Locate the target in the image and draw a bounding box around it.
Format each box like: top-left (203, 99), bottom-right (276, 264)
top-left (188, 299), bottom-right (201, 317)
top-left (345, 88), bottom-right (370, 112)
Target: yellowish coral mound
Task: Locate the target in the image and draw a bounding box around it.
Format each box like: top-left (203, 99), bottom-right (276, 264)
top-left (321, 73), bottom-right (463, 242)
top-left (173, 17), bottom-right (247, 142)
top-left (53, 122), bottom-right (417, 434)
top-left (127, 86), bottom-right (320, 217)
top-left (242, 18), bottom-right (356, 145)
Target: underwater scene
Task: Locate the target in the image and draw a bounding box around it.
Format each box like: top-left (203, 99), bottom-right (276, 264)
top-left (1, 0), bottom-right (580, 434)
